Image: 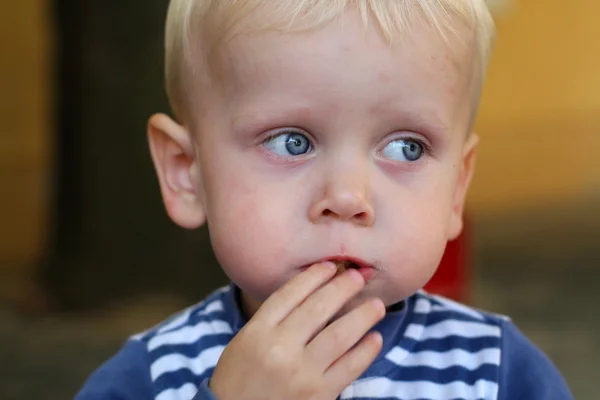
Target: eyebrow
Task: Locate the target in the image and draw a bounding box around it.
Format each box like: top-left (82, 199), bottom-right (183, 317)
top-left (369, 101), bottom-right (451, 136)
top-left (231, 104), bottom-right (314, 133)
top-left (231, 101), bottom-right (452, 140)
top-left (395, 109), bottom-right (450, 137)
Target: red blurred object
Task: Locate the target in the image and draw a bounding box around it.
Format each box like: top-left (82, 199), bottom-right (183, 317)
top-left (424, 216), bottom-right (471, 303)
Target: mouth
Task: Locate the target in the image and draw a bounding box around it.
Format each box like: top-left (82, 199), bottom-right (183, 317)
top-left (315, 256), bottom-right (377, 282)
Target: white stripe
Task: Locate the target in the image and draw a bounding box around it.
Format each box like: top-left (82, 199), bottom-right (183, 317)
top-left (131, 330), bottom-right (150, 341)
top-left (413, 297), bottom-right (431, 313)
top-left (405, 320), bottom-right (501, 341)
top-left (130, 308), bottom-right (194, 341)
top-left (134, 287), bottom-right (231, 341)
top-left (342, 377), bottom-right (499, 400)
top-left (156, 309), bottom-right (194, 335)
top-left (148, 320), bottom-right (233, 351)
top-left (198, 300), bottom-right (224, 316)
top-left (155, 383), bottom-right (198, 400)
top-left (404, 323), bottom-right (426, 342)
top-left (156, 291), bottom-right (229, 335)
top-left (386, 347), bottom-right (501, 370)
top-left (151, 345), bottom-right (225, 381)
top-left (430, 304), bottom-right (449, 313)
top-left (430, 295), bottom-right (484, 320)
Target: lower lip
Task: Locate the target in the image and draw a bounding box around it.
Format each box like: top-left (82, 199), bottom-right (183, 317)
top-left (352, 266), bottom-right (376, 282)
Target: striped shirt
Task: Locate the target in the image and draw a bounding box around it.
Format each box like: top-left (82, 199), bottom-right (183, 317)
top-left (76, 285), bottom-right (573, 400)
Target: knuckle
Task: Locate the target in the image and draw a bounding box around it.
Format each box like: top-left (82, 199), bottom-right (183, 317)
top-left (327, 326), bottom-right (348, 346)
top-left (307, 300), bottom-right (329, 319)
top-left (263, 343), bottom-right (294, 371)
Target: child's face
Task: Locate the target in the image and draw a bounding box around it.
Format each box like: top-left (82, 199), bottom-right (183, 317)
top-left (151, 9), bottom-right (478, 315)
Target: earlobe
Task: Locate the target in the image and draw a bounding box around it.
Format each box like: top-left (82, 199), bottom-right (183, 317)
top-left (147, 113), bottom-right (206, 229)
top-left (447, 133), bottom-right (479, 240)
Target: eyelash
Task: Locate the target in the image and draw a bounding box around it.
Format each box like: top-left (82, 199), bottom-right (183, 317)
top-left (261, 129), bottom-right (314, 147)
top-left (262, 129), bottom-right (308, 140)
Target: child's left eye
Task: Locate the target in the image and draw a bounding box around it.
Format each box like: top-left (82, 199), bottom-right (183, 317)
top-left (381, 138), bottom-right (427, 162)
top-left (263, 131), bottom-right (313, 156)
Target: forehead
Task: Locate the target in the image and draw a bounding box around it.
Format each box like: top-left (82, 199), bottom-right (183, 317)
top-left (195, 8), bottom-right (476, 130)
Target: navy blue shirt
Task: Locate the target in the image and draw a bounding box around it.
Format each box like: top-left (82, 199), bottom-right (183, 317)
top-left (76, 285), bottom-right (573, 400)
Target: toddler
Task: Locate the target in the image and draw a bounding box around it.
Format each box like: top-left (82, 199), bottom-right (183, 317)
top-left (76, 1), bottom-right (573, 399)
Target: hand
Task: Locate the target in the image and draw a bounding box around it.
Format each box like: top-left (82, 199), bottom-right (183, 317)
top-left (209, 263), bottom-right (385, 400)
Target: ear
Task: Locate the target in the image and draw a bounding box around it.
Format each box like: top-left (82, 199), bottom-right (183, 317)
top-left (447, 133), bottom-right (479, 240)
top-left (147, 113), bottom-right (206, 229)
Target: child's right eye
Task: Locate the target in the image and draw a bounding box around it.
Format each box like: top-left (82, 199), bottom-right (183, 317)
top-left (263, 130), bottom-right (313, 157)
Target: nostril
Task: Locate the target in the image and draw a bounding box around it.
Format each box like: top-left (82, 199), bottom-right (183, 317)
top-left (355, 212), bottom-right (368, 220)
top-left (321, 209), bottom-right (370, 223)
top-left (322, 209), bottom-right (336, 218)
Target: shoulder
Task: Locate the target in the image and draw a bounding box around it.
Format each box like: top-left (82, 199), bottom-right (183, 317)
top-left (133, 285), bottom-right (238, 397)
top-left (356, 292), bottom-right (507, 399)
top-left (496, 320), bottom-right (573, 400)
top-left (75, 339), bottom-right (154, 400)
top-left (76, 285), bottom-right (237, 400)
top-left (132, 285), bottom-right (235, 343)
top-left (405, 292), bottom-right (572, 400)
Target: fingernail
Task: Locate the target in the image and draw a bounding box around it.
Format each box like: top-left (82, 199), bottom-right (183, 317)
top-left (348, 268), bottom-right (364, 283)
top-left (371, 331), bottom-right (383, 345)
top-left (322, 261), bottom-right (336, 270)
top-left (371, 298), bottom-right (385, 315)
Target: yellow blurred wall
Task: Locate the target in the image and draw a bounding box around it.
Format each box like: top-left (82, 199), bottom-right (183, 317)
top-left (470, 0), bottom-right (600, 213)
top-left (0, 0), bottom-right (51, 301)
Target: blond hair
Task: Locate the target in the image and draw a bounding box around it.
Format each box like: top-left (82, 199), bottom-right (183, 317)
top-left (164, 0), bottom-right (495, 121)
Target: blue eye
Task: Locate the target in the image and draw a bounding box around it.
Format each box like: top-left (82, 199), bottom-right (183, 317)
top-left (381, 139), bottom-right (424, 162)
top-left (263, 131), bottom-right (312, 156)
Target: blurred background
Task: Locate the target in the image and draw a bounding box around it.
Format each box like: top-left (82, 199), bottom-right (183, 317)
top-left (0, 0), bottom-right (598, 398)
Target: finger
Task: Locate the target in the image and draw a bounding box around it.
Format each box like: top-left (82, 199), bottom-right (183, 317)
top-left (253, 262), bottom-right (337, 325)
top-left (279, 268), bottom-right (366, 342)
top-left (307, 298), bottom-right (385, 366)
top-left (324, 331), bottom-right (383, 391)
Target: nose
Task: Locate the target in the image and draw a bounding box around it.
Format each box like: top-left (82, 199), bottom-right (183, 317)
top-left (308, 168), bottom-right (375, 227)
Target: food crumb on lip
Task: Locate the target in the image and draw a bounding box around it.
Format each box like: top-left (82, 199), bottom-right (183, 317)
top-left (333, 260), bottom-right (352, 274)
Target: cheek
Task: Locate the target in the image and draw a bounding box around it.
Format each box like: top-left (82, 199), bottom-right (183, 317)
top-left (202, 165), bottom-right (301, 300)
top-left (376, 176), bottom-right (456, 299)
top-left (380, 209), bottom-right (449, 301)
top-left (383, 170), bottom-right (456, 234)
top-left (387, 200), bottom-right (449, 261)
